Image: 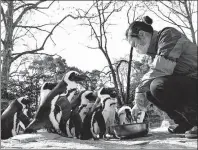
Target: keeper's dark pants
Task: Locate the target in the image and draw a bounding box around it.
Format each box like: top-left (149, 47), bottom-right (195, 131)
top-left (146, 75), bottom-right (197, 127)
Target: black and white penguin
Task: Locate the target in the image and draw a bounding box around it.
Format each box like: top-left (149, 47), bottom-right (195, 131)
top-left (72, 90), bottom-right (97, 121)
top-left (78, 93), bottom-right (105, 140)
top-left (80, 87), bottom-right (118, 140)
top-left (66, 90), bottom-right (98, 139)
top-left (38, 73), bottom-right (84, 135)
top-left (97, 87), bottom-right (118, 139)
top-left (117, 105), bottom-right (134, 125)
top-left (24, 71), bottom-right (86, 135)
top-left (16, 107), bottom-right (32, 135)
top-left (1, 96), bottom-right (31, 139)
top-left (38, 82), bottom-right (60, 133)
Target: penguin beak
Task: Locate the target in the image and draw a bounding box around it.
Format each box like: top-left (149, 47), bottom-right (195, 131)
top-left (21, 96), bottom-right (32, 105)
top-left (86, 92), bottom-right (98, 102)
top-left (69, 73), bottom-right (87, 82)
top-left (110, 91), bottom-right (117, 98)
top-left (109, 88), bottom-right (117, 98)
top-left (76, 74), bottom-right (87, 81)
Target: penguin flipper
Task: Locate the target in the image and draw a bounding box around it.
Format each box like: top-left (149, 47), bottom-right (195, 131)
top-left (70, 110), bottom-right (83, 139)
top-left (93, 111), bottom-right (106, 138)
top-left (56, 97), bottom-right (72, 134)
top-left (17, 111), bottom-right (31, 128)
top-left (80, 113), bottom-right (93, 140)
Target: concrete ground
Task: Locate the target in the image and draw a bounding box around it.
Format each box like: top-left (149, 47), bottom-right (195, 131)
top-left (1, 127), bottom-right (197, 149)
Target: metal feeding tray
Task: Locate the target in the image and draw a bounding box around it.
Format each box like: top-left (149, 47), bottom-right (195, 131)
top-left (112, 123), bottom-right (149, 139)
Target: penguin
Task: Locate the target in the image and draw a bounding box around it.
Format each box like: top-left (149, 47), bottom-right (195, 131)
top-left (64, 90), bottom-right (97, 138)
top-left (89, 105), bottom-right (106, 140)
top-left (1, 96), bottom-right (31, 139)
top-left (24, 71), bottom-right (86, 134)
top-left (38, 82), bottom-right (60, 133)
top-left (38, 73), bottom-right (84, 134)
top-left (72, 90), bottom-right (97, 121)
top-left (57, 71), bottom-right (89, 137)
top-left (117, 105), bottom-right (134, 125)
top-left (79, 94), bottom-right (106, 140)
top-left (80, 108), bottom-right (106, 140)
top-left (97, 87), bottom-right (118, 139)
top-left (16, 107), bottom-right (32, 135)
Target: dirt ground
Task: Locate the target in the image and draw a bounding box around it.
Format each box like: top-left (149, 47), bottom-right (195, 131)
top-left (1, 127), bottom-right (197, 149)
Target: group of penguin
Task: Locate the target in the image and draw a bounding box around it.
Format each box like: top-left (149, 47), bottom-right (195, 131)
top-left (1, 70), bottom-right (145, 140)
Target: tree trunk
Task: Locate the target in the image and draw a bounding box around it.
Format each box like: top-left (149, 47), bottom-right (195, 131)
top-left (1, 1), bottom-right (14, 98)
top-left (126, 47), bottom-right (133, 104)
top-left (116, 66), bottom-right (125, 105)
top-left (1, 49), bottom-right (12, 98)
top-left (105, 54), bottom-right (124, 106)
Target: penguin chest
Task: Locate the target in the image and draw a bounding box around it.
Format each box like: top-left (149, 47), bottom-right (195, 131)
top-left (102, 100), bottom-right (117, 124)
top-left (90, 118), bottom-right (100, 138)
top-left (65, 119), bottom-right (75, 138)
top-left (79, 103), bottom-right (93, 122)
top-left (11, 113), bottom-right (18, 136)
top-left (79, 108), bottom-right (88, 122)
top-left (49, 95), bottom-right (60, 131)
top-left (119, 113), bottom-right (133, 125)
top-left (119, 113), bottom-right (127, 125)
top-left (90, 110), bottom-right (106, 139)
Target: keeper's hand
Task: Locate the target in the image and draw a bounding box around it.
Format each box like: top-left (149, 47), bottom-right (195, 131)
top-left (131, 104), bottom-right (141, 122)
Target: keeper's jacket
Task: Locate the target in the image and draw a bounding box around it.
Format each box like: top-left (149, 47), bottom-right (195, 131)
top-left (135, 27), bottom-right (198, 110)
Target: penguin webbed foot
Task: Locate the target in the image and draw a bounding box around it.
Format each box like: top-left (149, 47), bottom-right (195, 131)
top-left (103, 134), bottom-right (110, 141)
top-left (103, 133), bottom-right (117, 140)
top-left (93, 134), bottom-right (100, 141)
top-left (56, 129), bottom-right (63, 135)
top-left (47, 127), bottom-right (56, 133)
top-left (113, 134), bottom-right (121, 140)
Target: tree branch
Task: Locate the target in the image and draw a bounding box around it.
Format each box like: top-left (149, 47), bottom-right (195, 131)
top-left (144, 2), bottom-right (189, 35)
top-left (11, 12), bottom-right (90, 62)
top-left (101, 2), bottom-right (108, 52)
top-left (87, 19), bottom-right (101, 49)
top-left (16, 25), bottom-right (52, 33)
top-left (126, 2), bottom-right (133, 25)
top-left (160, 1), bottom-right (187, 18)
top-left (79, 43), bottom-right (99, 50)
top-left (34, 0), bottom-right (55, 9)
top-left (1, 5), bottom-right (7, 27)
top-left (9, 58), bottom-right (27, 76)
top-left (96, 1), bottom-right (103, 50)
top-left (14, 2), bottom-right (36, 12)
top-left (116, 60), bottom-right (128, 68)
top-left (1, 39), bottom-right (5, 46)
top-left (13, 1), bottom-right (46, 28)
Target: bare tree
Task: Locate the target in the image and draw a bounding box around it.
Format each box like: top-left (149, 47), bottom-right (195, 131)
top-left (77, 0), bottom-right (148, 105)
top-left (0, 1), bottom-right (93, 98)
top-left (78, 0), bottom-right (128, 106)
top-left (143, 0), bottom-right (197, 44)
